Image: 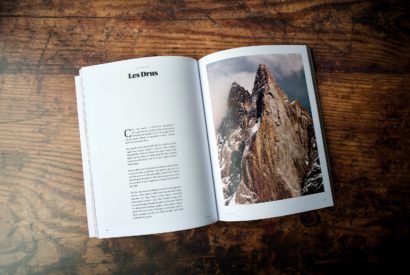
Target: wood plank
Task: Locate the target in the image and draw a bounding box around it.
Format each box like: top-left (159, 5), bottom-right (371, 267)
top-left (0, 0), bottom-right (408, 22)
top-left (0, 11), bottom-right (408, 75)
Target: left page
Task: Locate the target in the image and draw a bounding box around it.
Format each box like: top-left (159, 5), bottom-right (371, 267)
top-left (78, 56), bottom-right (217, 238)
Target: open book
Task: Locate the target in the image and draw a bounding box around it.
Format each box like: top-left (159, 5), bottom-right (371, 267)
top-left (75, 45), bottom-right (333, 238)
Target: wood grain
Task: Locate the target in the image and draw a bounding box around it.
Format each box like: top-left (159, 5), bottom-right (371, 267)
top-left (0, 0), bottom-right (409, 273)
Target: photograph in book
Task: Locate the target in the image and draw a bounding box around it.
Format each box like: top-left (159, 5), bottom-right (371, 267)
top-left (206, 54), bottom-right (324, 206)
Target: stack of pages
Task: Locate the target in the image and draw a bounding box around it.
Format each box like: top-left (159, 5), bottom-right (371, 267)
top-left (75, 45), bottom-right (333, 238)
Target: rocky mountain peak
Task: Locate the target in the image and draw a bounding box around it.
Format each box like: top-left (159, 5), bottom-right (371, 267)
top-left (227, 82), bottom-right (251, 118)
top-left (217, 64), bottom-right (324, 205)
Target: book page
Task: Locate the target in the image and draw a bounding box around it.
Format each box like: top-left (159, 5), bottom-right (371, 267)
top-left (198, 46), bottom-right (333, 221)
top-left (79, 56), bottom-right (217, 238)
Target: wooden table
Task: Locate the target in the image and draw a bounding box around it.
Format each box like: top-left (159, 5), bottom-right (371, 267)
top-left (0, 1), bottom-right (409, 273)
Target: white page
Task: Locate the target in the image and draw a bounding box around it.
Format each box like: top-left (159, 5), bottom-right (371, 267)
top-left (80, 56), bottom-right (217, 238)
top-left (75, 76), bottom-right (97, 237)
top-left (198, 45), bottom-right (333, 221)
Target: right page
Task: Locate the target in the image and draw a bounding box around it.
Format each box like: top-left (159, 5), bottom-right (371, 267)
top-left (198, 45), bottom-right (334, 221)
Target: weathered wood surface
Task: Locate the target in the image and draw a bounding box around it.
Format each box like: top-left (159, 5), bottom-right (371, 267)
top-left (0, 0), bottom-right (409, 273)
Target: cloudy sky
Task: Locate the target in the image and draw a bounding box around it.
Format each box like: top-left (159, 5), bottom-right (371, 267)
top-left (206, 53), bottom-right (311, 129)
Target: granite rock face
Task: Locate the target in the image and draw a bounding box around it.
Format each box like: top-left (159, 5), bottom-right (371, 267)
top-left (217, 64), bottom-right (323, 205)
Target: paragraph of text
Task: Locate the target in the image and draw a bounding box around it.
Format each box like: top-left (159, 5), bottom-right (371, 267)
top-left (131, 186), bottom-right (184, 219)
top-left (124, 124), bottom-right (175, 144)
top-left (126, 142), bottom-right (177, 166)
top-left (128, 164), bottom-right (180, 188)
